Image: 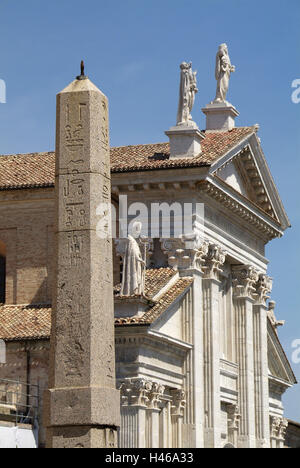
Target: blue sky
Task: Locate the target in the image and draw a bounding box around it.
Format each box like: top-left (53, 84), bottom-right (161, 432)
top-left (0, 0), bottom-right (299, 419)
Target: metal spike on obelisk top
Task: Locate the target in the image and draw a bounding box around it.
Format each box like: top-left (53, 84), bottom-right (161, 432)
top-left (76, 60), bottom-right (88, 80)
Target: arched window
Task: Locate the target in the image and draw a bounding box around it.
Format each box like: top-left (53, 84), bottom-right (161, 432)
top-left (0, 241), bottom-right (6, 304)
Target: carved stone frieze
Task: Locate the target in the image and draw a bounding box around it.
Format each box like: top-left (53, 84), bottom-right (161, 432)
top-left (232, 265), bottom-right (259, 299)
top-left (119, 378), bottom-right (165, 409)
top-left (202, 244), bottom-right (226, 280)
top-left (160, 235), bottom-right (209, 272)
top-left (170, 389), bottom-right (186, 417)
top-left (227, 404), bottom-right (240, 432)
top-left (270, 416), bottom-right (288, 440)
top-left (255, 274), bottom-right (273, 305)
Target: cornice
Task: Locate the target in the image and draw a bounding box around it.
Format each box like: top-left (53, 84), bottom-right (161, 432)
top-left (199, 179), bottom-right (283, 241)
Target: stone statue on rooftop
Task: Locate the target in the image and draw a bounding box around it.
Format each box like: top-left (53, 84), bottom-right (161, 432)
top-left (214, 43), bottom-right (235, 104)
top-left (120, 222), bottom-right (146, 297)
top-left (177, 62), bottom-right (198, 126)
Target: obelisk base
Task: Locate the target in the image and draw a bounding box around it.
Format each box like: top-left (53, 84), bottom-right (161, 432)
top-left (44, 386), bottom-right (120, 448)
top-left (46, 426), bottom-right (118, 449)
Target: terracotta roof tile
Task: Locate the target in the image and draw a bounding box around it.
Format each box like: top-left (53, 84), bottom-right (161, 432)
top-left (0, 269), bottom-right (193, 339)
top-left (0, 304), bottom-right (51, 341)
top-left (114, 267), bottom-right (177, 298)
top-left (114, 268), bottom-right (193, 326)
top-left (139, 277), bottom-right (193, 325)
top-left (0, 127), bottom-right (255, 190)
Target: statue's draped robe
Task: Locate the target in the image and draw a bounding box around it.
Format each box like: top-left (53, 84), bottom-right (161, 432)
top-left (121, 235), bottom-right (144, 296)
top-left (177, 68), bottom-right (190, 125)
top-left (215, 52), bottom-right (232, 102)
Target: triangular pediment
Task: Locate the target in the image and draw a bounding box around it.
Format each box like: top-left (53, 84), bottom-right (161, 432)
top-left (216, 159), bottom-right (252, 198)
top-left (209, 132), bottom-right (290, 230)
top-left (267, 319), bottom-right (296, 385)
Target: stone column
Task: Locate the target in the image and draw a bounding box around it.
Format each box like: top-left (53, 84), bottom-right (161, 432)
top-left (253, 274), bottom-right (272, 448)
top-left (161, 236), bottom-right (208, 447)
top-left (119, 378), bottom-right (152, 448)
top-left (232, 265), bottom-right (258, 448)
top-left (170, 390), bottom-right (186, 448)
top-left (202, 244), bottom-right (226, 448)
top-left (45, 69), bottom-right (120, 448)
top-left (148, 382), bottom-right (165, 448)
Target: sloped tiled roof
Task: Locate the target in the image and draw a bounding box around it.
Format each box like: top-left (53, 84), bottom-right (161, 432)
top-left (114, 267), bottom-right (177, 298)
top-left (114, 268), bottom-right (193, 325)
top-left (0, 304), bottom-right (51, 341)
top-left (0, 127), bottom-right (255, 190)
top-left (0, 269), bottom-right (193, 340)
top-left (140, 277), bottom-right (193, 325)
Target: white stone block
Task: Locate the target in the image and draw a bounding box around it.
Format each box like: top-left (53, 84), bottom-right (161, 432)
top-left (202, 102), bottom-right (239, 131)
top-left (165, 124), bottom-right (205, 159)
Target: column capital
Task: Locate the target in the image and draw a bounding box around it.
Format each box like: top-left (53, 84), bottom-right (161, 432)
top-left (255, 274), bottom-right (273, 306)
top-left (232, 265), bottom-right (259, 299)
top-left (119, 378), bottom-right (165, 409)
top-left (278, 418), bottom-right (289, 440)
top-left (202, 244), bottom-right (226, 281)
top-left (148, 382), bottom-right (165, 410)
top-left (161, 236), bottom-right (209, 273)
top-left (170, 389), bottom-right (186, 417)
top-left (270, 416), bottom-right (288, 440)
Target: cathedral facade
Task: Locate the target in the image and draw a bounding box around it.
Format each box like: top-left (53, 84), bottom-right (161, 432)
top-left (0, 51), bottom-right (297, 448)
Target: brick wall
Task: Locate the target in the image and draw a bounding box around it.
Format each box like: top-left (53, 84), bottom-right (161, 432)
top-left (0, 188), bottom-right (120, 304)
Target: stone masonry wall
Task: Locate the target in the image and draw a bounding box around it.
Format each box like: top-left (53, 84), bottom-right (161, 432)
top-left (0, 188), bottom-right (120, 305)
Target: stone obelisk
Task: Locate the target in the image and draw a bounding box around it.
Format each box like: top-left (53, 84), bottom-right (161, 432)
top-left (45, 63), bottom-right (120, 448)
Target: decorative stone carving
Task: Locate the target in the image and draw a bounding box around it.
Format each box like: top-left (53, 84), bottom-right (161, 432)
top-left (161, 236), bottom-right (209, 273)
top-left (120, 378), bottom-right (152, 407)
top-left (227, 404), bottom-right (240, 432)
top-left (170, 389), bottom-right (186, 417)
top-left (166, 62), bottom-right (203, 159)
top-left (256, 274), bottom-right (273, 305)
top-left (213, 43), bottom-right (235, 104)
top-left (270, 416), bottom-right (281, 439)
top-left (232, 265), bottom-right (259, 299)
top-left (177, 62), bottom-right (198, 127)
top-left (148, 382), bottom-right (166, 410)
top-left (119, 222), bottom-right (146, 297)
top-left (268, 301), bottom-right (285, 330)
top-left (278, 418), bottom-right (289, 440)
top-left (270, 416), bottom-right (288, 441)
top-left (193, 241), bottom-right (210, 272)
top-left (119, 378), bottom-right (165, 409)
top-left (227, 404), bottom-right (240, 447)
top-left (202, 244), bottom-right (226, 280)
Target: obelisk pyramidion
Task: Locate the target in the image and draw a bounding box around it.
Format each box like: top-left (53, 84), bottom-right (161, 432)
top-left (45, 63), bottom-right (120, 448)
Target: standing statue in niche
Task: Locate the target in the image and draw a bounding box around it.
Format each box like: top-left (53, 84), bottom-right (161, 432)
top-left (214, 43), bottom-right (235, 103)
top-left (177, 62), bottom-right (198, 126)
top-left (120, 222), bottom-right (146, 297)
